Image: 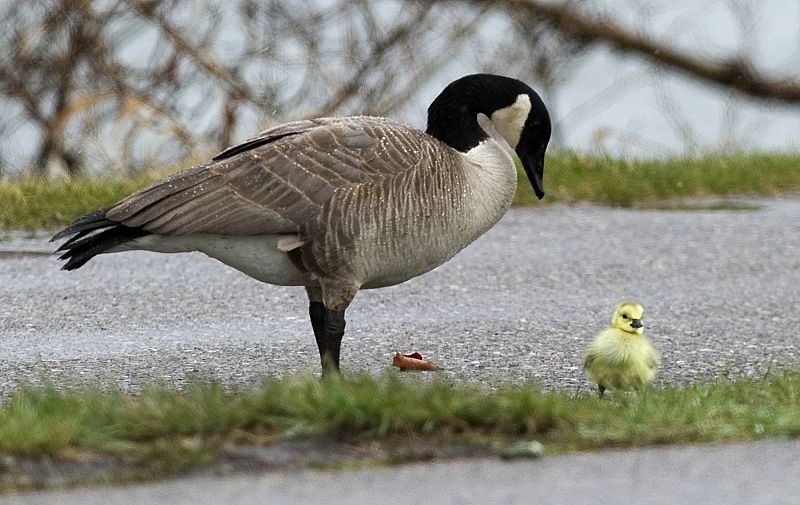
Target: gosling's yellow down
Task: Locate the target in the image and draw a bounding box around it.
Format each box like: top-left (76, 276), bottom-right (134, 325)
top-left (583, 300), bottom-right (659, 395)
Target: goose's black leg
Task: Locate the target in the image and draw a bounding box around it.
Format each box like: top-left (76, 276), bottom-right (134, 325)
top-left (309, 300), bottom-right (325, 348)
top-left (309, 301), bottom-right (345, 374)
top-left (321, 308), bottom-right (345, 372)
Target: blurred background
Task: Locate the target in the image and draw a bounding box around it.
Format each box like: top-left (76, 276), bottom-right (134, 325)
top-left (1, 0), bottom-right (798, 178)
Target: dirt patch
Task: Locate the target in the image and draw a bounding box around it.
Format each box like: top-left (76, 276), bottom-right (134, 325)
top-left (0, 436), bottom-right (498, 492)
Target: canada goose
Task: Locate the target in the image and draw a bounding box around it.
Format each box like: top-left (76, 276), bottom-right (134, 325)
top-left (52, 74), bottom-right (551, 374)
top-left (583, 300), bottom-right (660, 395)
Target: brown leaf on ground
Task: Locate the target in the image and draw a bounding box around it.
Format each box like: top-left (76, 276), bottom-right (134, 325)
top-left (392, 352), bottom-right (441, 371)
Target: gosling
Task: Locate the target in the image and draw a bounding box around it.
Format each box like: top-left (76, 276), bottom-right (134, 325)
top-left (583, 300), bottom-right (659, 396)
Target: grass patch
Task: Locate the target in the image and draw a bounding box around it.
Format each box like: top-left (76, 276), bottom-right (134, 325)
top-left (2, 153), bottom-right (799, 231)
top-left (513, 152), bottom-right (800, 207)
top-left (0, 175), bottom-right (160, 231)
top-left (1, 372), bottom-right (799, 482)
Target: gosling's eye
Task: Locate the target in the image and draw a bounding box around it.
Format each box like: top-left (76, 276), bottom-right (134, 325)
top-left (621, 314), bottom-right (628, 319)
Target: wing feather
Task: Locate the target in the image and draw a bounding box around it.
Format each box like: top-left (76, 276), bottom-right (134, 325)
top-left (104, 117), bottom-right (433, 236)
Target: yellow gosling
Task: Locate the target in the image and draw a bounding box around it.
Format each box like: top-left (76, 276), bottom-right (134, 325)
top-left (583, 300), bottom-right (659, 396)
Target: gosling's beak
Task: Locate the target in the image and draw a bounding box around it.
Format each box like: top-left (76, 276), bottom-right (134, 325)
top-left (630, 319), bottom-right (643, 329)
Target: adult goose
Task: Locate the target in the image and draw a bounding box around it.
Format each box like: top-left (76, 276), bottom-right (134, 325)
top-left (53, 74), bottom-right (552, 374)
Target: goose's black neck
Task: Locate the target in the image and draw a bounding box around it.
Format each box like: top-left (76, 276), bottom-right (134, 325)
top-left (425, 74), bottom-right (534, 153)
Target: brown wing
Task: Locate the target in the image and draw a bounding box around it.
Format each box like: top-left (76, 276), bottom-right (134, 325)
top-left (105, 116), bottom-right (432, 236)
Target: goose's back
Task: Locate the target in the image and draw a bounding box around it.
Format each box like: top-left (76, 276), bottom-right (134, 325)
top-left (105, 116), bottom-right (438, 236)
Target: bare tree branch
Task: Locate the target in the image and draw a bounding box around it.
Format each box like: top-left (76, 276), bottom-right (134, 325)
top-left (371, 2), bottom-right (496, 117)
top-left (495, 0), bottom-right (800, 103)
top-left (127, 0), bottom-right (256, 105)
top-left (3, 0), bottom-right (797, 177)
top-left (316, 4), bottom-right (434, 117)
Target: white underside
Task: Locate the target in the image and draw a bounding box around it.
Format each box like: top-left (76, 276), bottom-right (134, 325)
top-left (115, 234), bottom-right (316, 287)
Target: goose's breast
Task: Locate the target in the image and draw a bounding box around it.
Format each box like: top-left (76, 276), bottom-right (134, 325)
top-left (323, 141), bottom-right (518, 288)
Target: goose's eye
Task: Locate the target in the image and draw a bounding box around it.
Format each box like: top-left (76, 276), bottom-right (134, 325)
top-left (621, 314), bottom-right (628, 319)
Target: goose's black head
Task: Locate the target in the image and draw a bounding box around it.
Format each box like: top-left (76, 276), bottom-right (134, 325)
top-left (426, 74), bottom-right (551, 199)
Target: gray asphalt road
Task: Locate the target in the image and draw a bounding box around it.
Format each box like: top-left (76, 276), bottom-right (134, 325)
top-left (5, 438), bottom-right (799, 505)
top-left (1, 199), bottom-right (800, 394)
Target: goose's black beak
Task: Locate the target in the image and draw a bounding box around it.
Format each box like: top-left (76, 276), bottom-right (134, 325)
top-left (631, 319), bottom-right (643, 329)
top-left (520, 150), bottom-right (545, 200)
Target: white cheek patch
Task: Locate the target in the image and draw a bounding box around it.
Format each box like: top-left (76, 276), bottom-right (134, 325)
top-left (489, 94), bottom-right (531, 150)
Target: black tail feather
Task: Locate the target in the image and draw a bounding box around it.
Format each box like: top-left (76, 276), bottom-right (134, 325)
top-left (50, 208), bottom-right (114, 241)
top-left (52, 209), bottom-right (149, 270)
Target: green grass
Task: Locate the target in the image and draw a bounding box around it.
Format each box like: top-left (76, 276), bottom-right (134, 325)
top-left (0, 175), bottom-right (160, 231)
top-left (513, 152), bottom-right (800, 207)
top-left (2, 153), bottom-right (799, 231)
top-left (2, 372), bottom-right (799, 469)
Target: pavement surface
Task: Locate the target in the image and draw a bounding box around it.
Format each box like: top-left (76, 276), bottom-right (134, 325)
top-left (4, 438), bottom-right (799, 504)
top-left (2, 199), bottom-right (800, 502)
top-left (1, 199), bottom-right (800, 394)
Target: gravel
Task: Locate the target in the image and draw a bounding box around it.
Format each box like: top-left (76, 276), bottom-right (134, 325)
top-left (1, 198), bottom-right (799, 395)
